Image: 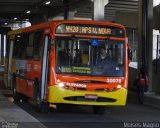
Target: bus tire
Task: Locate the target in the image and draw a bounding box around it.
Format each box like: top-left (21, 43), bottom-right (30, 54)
top-left (33, 78), bottom-right (39, 100)
top-left (38, 102), bottom-right (50, 113)
top-left (56, 104), bottom-right (64, 112)
top-left (21, 94), bottom-right (29, 103)
top-left (12, 74), bottom-right (21, 102)
top-left (92, 106), bottom-right (106, 115)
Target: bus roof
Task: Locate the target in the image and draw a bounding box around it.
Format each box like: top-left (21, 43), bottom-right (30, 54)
top-left (7, 20), bottom-right (125, 36)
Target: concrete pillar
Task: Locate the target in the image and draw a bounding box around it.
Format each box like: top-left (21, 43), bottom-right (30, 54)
top-left (0, 27), bottom-right (10, 66)
top-left (0, 34), bottom-right (1, 65)
top-left (138, 0), bottom-right (153, 91)
top-left (63, 0), bottom-right (69, 20)
top-left (116, 12), bottom-right (138, 28)
top-left (68, 11), bottom-right (76, 20)
top-left (148, 0), bottom-right (153, 92)
top-left (0, 34), bottom-right (5, 65)
top-left (91, 0), bottom-right (108, 21)
top-left (63, 0), bottom-right (76, 20)
top-left (0, 34), bottom-right (6, 65)
top-left (1, 34), bottom-right (4, 65)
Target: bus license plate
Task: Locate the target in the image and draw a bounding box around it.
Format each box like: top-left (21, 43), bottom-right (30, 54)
top-left (85, 94), bottom-right (98, 99)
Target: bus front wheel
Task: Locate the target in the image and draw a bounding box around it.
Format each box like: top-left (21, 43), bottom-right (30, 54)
top-left (92, 106), bottom-right (106, 115)
top-left (38, 101), bottom-right (50, 113)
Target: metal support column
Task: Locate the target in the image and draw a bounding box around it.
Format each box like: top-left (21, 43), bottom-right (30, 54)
top-left (0, 34), bottom-right (4, 65)
top-left (0, 34), bottom-right (1, 65)
top-left (63, 0), bottom-right (76, 20)
top-left (138, 0), bottom-right (153, 91)
top-left (91, 0), bottom-right (108, 21)
top-left (63, 0), bottom-right (69, 20)
top-left (8, 40), bottom-right (14, 89)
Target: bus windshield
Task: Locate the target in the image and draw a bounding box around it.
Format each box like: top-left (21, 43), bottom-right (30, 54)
top-left (56, 37), bottom-right (124, 77)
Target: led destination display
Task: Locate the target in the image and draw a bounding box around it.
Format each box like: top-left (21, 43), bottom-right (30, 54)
top-left (56, 24), bottom-right (125, 37)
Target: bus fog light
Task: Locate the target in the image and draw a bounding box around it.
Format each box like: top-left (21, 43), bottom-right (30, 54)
top-left (117, 85), bottom-right (122, 89)
top-left (57, 79), bottom-right (60, 83)
top-left (111, 87), bottom-right (115, 91)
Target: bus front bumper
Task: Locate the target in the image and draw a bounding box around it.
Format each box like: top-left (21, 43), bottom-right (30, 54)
top-left (48, 85), bottom-right (127, 106)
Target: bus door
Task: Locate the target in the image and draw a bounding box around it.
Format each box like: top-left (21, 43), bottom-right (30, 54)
top-left (40, 34), bottom-right (50, 101)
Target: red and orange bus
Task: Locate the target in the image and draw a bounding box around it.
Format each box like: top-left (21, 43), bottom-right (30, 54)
top-left (4, 20), bottom-right (129, 114)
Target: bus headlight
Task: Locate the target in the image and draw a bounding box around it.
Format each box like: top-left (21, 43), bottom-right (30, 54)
top-left (57, 79), bottom-right (60, 83)
top-left (117, 85), bottom-right (122, 89)
top-left (58, 83), bottom-right (64, 88)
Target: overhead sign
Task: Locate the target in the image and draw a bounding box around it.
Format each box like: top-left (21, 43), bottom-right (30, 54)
top-left (56, 24), bottom-right (124, 37)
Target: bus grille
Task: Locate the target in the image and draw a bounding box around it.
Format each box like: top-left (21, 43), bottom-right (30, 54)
top-left (63, 96), bottom-right (116, 102)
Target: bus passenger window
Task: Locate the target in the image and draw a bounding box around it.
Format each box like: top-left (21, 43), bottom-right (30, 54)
top-left (26, 47), bottom-right (33, 59)
top-left (33, 31), bottom-right (43, 60)
top-left (13, 34), bottom-right (21, 58)
top-left (13, 33), bottom-right (28, 59)
top-left (26, 33), bottom-right (34, 59)
top-left (21, 34), bottom-right (28, 59)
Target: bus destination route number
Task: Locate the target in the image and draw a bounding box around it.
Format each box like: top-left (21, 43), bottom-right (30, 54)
top-left (56, 24), bottom-right (124, 37)
top-left (56, 24), bottom-right (123, 35)
top-left (65, 25), bottom-right (111, 35)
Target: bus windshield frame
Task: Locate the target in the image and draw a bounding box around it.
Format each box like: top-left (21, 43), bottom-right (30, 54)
top-left (55, 37), bottom-right (125, 77)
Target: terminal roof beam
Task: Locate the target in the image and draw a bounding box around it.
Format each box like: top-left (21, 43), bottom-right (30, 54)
top-left (0, 0), bottom-right (139, 26)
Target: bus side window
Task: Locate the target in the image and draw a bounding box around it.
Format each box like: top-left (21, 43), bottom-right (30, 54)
top-left (13, 34), bottom-right (26, 58)
top-left (33, 31), bottom-right (43, 60)
top-left (13, 35), bottom-right (20, 58)
top-left (15, 33), bottom-right (28, 59)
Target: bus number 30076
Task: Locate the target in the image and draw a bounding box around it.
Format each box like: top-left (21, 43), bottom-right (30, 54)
top-left (106, 79), bottom-right (121, 83)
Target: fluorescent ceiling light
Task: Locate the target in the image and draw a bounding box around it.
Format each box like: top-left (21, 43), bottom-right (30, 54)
top-left (4, 23), bottom-right (8, 25)
top-left (26, 10), bottom-right (31, 14)
top-left (45, 1), bottom-right (51, 5)
top-left (14, 17), bottom-right (17, 20)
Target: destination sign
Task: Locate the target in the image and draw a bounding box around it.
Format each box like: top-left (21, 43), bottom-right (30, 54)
top-left (56, 24), bottom-right (124, 37)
